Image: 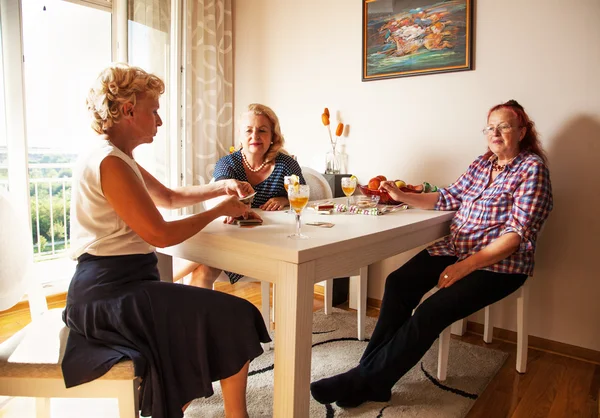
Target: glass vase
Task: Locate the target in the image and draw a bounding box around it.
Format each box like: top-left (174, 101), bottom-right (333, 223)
top-left (325, 148), bottom-right (341, 174)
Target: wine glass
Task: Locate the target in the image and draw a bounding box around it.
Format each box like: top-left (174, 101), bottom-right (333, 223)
top-left (287, 184), bottom-right (310, 239)
top-left (341, 176), bottom-right (357, 207)
top-left (283, 175), bottom-right (296, 213)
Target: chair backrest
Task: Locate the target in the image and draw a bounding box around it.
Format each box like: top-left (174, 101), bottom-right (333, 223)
top-left (301, 167), bottom-right (333, 201)
top-left (0, 191), bottom-right (47, 317)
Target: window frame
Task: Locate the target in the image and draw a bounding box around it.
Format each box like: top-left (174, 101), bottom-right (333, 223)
top-left (0, 0), bottom-right (185, 269)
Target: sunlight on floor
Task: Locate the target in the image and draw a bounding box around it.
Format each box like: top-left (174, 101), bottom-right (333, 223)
top-left (0, 396), bottom-right (118, 418)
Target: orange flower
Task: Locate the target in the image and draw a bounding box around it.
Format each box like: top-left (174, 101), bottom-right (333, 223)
top-left (324, 108), bottom-right (330, 118)
top-left (335, 123), bottom-right (344, 137)
top-left (321, 113), bottom-right (330, 126)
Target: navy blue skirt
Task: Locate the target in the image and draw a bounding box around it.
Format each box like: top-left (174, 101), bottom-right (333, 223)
top-left (62, 252), bottom-right (270, 418)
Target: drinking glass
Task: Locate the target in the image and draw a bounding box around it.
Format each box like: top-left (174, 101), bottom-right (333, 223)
top-left (341, 177), bottom-right (357, 207)
top-left (287, 184), bottom-right (310, 239)
top-left (283, 175), bottom-right (295, 213)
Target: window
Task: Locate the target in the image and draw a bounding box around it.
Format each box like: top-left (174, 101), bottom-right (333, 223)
top-left (1, 0), bottom-right (181, 292)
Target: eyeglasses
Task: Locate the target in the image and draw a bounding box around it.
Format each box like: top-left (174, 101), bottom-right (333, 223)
top-left (482, 123), bottom-right (518, 136)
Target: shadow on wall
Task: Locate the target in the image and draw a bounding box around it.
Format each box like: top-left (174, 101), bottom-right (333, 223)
top-left (531, 114), bottom-right (600, 338)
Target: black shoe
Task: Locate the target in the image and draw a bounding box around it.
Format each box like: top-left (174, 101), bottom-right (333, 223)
top-left (310, 367), bottom-right (361, 405)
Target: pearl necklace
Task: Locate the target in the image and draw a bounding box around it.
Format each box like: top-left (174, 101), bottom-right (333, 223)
top-left (241, 152), bottom-right (268, 173)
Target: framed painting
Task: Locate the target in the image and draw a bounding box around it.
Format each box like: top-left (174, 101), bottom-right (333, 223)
top-left (362, 0), bottom-right (473, 81)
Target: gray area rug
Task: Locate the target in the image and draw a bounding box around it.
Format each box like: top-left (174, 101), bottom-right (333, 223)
top-left (186, 308), bottom-right (508, 417)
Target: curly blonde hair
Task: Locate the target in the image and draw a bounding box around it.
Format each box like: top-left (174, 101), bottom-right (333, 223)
top-left (87, 63), bottom-right (165, 134)
top-left (241, 103), bottom-right (289, 163)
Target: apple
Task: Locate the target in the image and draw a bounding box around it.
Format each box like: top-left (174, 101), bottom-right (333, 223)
top-left (368, 177), bottom-right (381, 190)
top-left (394, 180), bottom-right (406, 189)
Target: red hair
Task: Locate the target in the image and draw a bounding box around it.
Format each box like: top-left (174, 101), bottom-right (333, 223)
top-left (487, 100), bottom-right (548, 164)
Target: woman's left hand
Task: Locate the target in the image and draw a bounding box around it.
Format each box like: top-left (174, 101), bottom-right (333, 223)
top-left (438, 260), bottom-right (475, 288)
top-left (260, 197), bottom-right (288, 211)
top-left (223, 179), bottom-right (254, 197)
top-left (224, 210), bottom-right (263, 224)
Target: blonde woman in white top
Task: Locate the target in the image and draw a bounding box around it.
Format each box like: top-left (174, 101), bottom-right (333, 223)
top-left (63, 63), bottom-right (270, 418)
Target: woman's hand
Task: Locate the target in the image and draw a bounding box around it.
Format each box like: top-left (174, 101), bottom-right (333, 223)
top-left (379, 181), bottom-right (407, 202)
top-left (260, 197), bottom-right (288, 211)
top-left (223, 210), bottom-right (263, 224)
top-left (379, 180), bottom-right (439, 210)
top-left (214, 195), bottom-right (250, 219)
top-left (223, 179), bottom-right (254, 198)
top-left (438, 260), bottom-right (475, 288)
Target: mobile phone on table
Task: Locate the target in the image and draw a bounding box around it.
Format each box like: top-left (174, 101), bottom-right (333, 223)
top-left (234, 218), bottom-right (263, 226)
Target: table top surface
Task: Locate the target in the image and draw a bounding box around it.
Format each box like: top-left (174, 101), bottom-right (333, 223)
top-left (166, 198), bottom-right (454, 265)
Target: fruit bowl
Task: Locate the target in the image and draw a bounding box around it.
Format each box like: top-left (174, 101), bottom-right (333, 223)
top-left (358, 184), bottom-right (402, 205)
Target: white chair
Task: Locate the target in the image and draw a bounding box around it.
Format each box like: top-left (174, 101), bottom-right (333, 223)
top-left (0, 192), bottom-right (140, 418)
top-left (435, 280), bottom-right (530, 381)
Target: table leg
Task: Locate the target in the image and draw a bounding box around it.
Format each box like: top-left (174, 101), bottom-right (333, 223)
top-left (273, 261), bottom-right (315, 417)
top-left (156, 252), bottom-right (173, 282)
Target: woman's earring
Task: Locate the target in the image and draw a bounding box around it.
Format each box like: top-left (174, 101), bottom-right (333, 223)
top-left (270, 141), bottom-right (274, 144)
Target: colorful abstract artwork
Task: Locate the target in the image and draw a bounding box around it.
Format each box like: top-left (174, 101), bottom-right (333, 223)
top-left (362, 0), bottom-right (473, 81)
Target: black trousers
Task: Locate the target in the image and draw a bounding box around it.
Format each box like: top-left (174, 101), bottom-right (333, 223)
top-left (358, 250), bottom-right (527, 391)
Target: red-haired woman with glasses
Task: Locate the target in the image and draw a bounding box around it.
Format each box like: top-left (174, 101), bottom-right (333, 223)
top-left (311, 100), bottom-right (553, 409)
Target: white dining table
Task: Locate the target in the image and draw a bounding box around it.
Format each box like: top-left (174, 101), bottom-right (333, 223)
top-left (156, 199), bottom-right (454, 417)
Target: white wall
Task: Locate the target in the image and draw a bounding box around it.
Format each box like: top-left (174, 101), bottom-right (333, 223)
top-left (233, 0), bottom-right (600, 351)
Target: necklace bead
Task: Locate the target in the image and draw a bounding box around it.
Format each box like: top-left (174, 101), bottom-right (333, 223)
top-left (492, 156), bottom-right (516, 172)
top-left (241, 152), bottom-right (267, 172)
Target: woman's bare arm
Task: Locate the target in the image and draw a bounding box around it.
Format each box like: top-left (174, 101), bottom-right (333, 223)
top-left (137, 164), bottom-right (253, 209)
top-left (101, 157), bottom-right (249, 247)
top-left (379, 181), bottom-right (440, 209)
top-left (438, 232), bottom-right (521, 288)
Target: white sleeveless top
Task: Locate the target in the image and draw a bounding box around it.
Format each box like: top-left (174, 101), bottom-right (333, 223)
top-left (70, 139), bottom-right (155, 259)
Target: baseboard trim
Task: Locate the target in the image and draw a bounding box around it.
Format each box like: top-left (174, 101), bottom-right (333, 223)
top-left (467, 322), bottom-right (600, 365)
top-left (367, 297), bottom-right (382, 309)
top-left (314, 284), bottom-right (324, 296)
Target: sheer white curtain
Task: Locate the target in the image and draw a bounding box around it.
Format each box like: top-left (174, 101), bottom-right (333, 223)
top-left (183, 0), bottom-right (233, 206)
top-left (128, 0), bottom-right (172, 186)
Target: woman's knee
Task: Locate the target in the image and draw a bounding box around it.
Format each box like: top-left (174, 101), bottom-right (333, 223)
top-left (189, 265), bottom-right (222, 288)
top-left (194, 264), bottom-right (221, 280)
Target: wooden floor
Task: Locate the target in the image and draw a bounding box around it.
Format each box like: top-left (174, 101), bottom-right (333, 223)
top-left (1, 281), bottom-right (598, 418)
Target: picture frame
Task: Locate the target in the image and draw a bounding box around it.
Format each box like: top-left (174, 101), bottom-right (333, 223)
top-left (362, 0), bottom-right (473, 81)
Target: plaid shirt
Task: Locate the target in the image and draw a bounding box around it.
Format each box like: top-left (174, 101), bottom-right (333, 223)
top-left (427, 151), bottom-right (553, 276)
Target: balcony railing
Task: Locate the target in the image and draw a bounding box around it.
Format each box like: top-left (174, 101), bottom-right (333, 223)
top-left (30, 179), bottom-right (71, 261)
top-left (0, 160), bottom-right (75, 287)
top-left (28, 162), bottom-right (73, 261)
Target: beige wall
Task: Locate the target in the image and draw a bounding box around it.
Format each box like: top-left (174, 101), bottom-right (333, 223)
top-left (233, 0), bottom-right (600, 351)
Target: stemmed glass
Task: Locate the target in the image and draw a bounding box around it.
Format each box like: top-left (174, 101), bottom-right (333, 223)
top-left (287, 184), bottom-right (310, 239)
top-left (341, 176), bottom-right (357, 207)
top-left (283, 175), bottom-right (296, 214)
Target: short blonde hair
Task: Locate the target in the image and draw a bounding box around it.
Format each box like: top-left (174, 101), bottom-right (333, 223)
top-left (242, 103), bottom-right (288, 163)
top-left (86, 63), bottom-right (165, 134)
